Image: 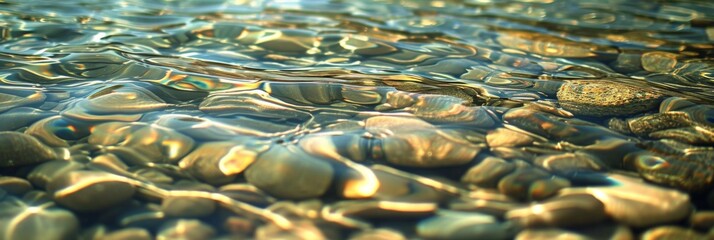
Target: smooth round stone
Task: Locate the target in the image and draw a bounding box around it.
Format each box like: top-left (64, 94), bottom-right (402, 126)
top-left (47, 171), bottom-right (136, 212)
top-left (506, 194), bottom-right (607, 227)
top-left (557, 80), bottom-right (665, 117)
top-left (690, 211), bottom-right (714, 230)
top-left (328, 200), bottom-right (437, 219)
top-left (89, 122), bottom-right (195, 164)
top-left (640, 226), bottom-right (705, 240)
top-left (0, 107), bottom-right (54, 131)
top-left (255, 220), bottom-right (327, 240)
top-left (161, 193), bottom-right (216, 218)
top-left (381, 129), bottom-right (480, 167)
top-left (157, 219), bottom-right (216, 240)
top-left (245, 144), bottom-right (333, 199)
top-left (641, 51), bottom-right (679, 73)
top-left (221, 216), bottom-right (256, 236)
top-left (349, 228), bottom-right (406, 240)
top-left (99, 228), bottom-right (152, 240)
top-left (179, 141), bottom-right (265, 185)
top-left (461, 157), bottom-right (516, 188)
top-left (560, 174), bottom-right (692, 227)
top-left (515, 229), bottom-right (590, 240)
top-left (534, 152), bottom-right (608, 174)
top-left (416, 210), bottom-right (518, 240)
top-left (486, 128), bottom-right (535, 147)
top-left (0, 131), bottom-right (60, 167)
top-left (219, 183), bottom-right (275, 206)
top-left (82, 85), bottom-right (171, 114)
top-left (0, 177), bottom-right (33, 195)
top-left (25, 116), bottom-right (72, 148)
top-left (88, 154), bottom-right (129, 176)
top-left (0, 197), bottom-right (80, 240)
top-left (27, 161), bottom-right (84, 189)
top-left (498, 168), bottom-right (570, 201)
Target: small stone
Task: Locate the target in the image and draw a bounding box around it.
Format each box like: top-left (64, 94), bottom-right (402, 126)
top-left (47, 171), bottom-right (136, 212)
top-left (557, 80), bottom-right (665, 117)
top-left (179, 141), bottom-right (266, 185)
top-left (327, 200), bottom-right (437, 219)
top-left (486, 128), bottom-right (535, 147)
top-left (640, 226), bottom-right (705, 240)
top-left (245, 144), bottom-right (333, 199)
top-left (461, 157), bottom-right (516, 188)
top-left (157, 219), bottom-right (216, 240)
top-left (560, 174), bottom-right (692, 227)
top-left (0, 131), bottom-right (61, 167)
top-left (417, 210), bottom-right (518, 240)
top-left (218, 183), bottom-right (275, 206)
top-left (515, 228), bottom-right (589, 240)
top-left (0, 177), bottom-right (32, 196)
top-left (690, 211), bottom-right (714, 230)
top-left (161, 192), bottom-right (216, 218)
top-left (0, 197), bottom-right (80, 240)
top-left (255, 220), bottom-right (327, 240)
top-left (534, 152), bottom-right (608, 174)
top-left (506, 194), bottom-right (607, 227)
top-left (641, 51), bottom-right (679, 73)
top-left (498, 168), bottom-right (569, 201)
top-left (349, 228), bottom-right (406, 240)
top-left (99, 228), bottom-right (152, 240)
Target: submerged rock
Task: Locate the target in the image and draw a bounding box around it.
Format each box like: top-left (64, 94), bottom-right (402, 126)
top-left (0, 131), bottom-right (62, 167)
top-left (557, 80), bottom-right (665, 117)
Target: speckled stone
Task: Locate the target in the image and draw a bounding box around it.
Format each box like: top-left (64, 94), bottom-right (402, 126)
top-left (557, 80), bottom-right (665, 117)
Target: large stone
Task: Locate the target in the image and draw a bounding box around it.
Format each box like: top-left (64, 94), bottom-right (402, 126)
top-left (557, 80), bottom-right (664, 117)
top-left (245, 145), bottom-right (333, 199)
top-left (47, 171), bottom-right (136, 212)
top-left (0, 131), bottom-right (61, 167)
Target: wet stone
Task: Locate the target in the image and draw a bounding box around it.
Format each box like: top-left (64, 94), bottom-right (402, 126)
top-left (641, 51), bottom-right (679, 73)
top-left (498, 168), bottom-right (570, 201)
top-left (534, 152), bottom-right (609, 174)
top-left (486, 127), bottom-right (535, 148)
top-left (47, 171), bottom-right (136, 212)
top-left (461, 156), bottom-right (516, 188)
top-left (218, 183), bottom-right (276, 206)
top-left (0, 197), bottom-right (80, 240)
top-left (690, 211), bottom-right (714, 230)
top-left (380, 129), bottom-right (480, 167)
top-left (245, 144), bottom-right (334, 199)
top-left (349, 228), bottom-right (407, 240)
top-left (557, 80), bottom-right (665, 117)
top-left (157, 219), bottom-right (216, 240)
top-left (327, 200), bottom-right (437, 219)
top-left (640, 226), bottom-right (706, 240)
top-left (99, 228), bottom-right (152, 240)
top-left (179, 141), bottom-right (266, 185)
top-left (0, 131), bottom-right (62, 167)
top-left (560, 174), bottom-right (692, 227)
top-left (161, 192), bottom-right (216, 218)
top-left (506, 194), bottom-right (608, 227)
top-left (27, 160), bottom-right (85, 189)
top-left (89, 122), bottom-right (195, 164)
top-left (416, 210), bottom-right (518, 240)
top-left (0, 177), bottom-right (33, 196)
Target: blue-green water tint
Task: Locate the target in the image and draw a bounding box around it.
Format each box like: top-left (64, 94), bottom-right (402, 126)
top-left (0, 0), bottom-right (713, 239)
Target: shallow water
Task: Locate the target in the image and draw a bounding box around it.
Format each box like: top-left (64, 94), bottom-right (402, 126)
top-left (0, 0), bottom-right (714, 239)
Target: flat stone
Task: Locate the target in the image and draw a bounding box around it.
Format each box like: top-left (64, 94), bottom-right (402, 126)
top-left (99, 228), bottom-right (152, 240)
top-left (179, 141), bottom-right (266, 185)
top-left (0, 197), bottom-right (80, 240)
top-left (560, 174), bottom-right (692, 227)
top-left (327, 200), bottom-right (437, 219)
top-left (506, 194), bottom-right (608, 227)
top-left (380, 129), bottom-right (480, 167)
top-left (417, 210), bottom-right (518, 240)
top-left (461, 157), bottom-right (516, 188)
top-left (0, 177), bottom-right (33, 195)
top-left (690, 211), bottom-right (714, 230)
top-left (245, 144), bottom-right (333, 199)
top-left (557, 80), bottom-right (664, 117)
top-left (157, 219), bottom-right (216, 240)
top-left (47, 171), bottom-right (136, 212)
top-left (534, 152), bottom-right (608, 174)
top-left (640, 226), bottom-right (705, 240)
top-left (0, 131), bottom-right (61, 167)
top-left (350, 229), bottom-right (406, 240)
top-left (161, 192), bottom-right (216, 218)
top-left (486, 128), bottom-right (535, 147)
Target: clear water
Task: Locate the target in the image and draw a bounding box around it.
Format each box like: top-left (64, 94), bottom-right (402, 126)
top-left (0, 0), bottom-right (713, 239)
